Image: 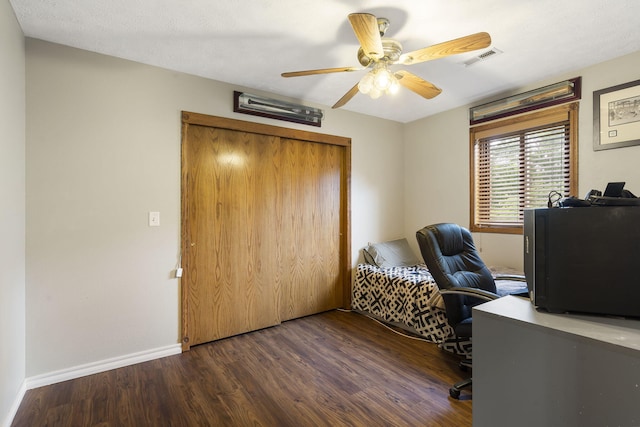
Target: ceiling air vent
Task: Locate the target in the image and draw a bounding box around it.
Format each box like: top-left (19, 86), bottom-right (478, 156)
top-left (464, 48), bottom-right (503, 67)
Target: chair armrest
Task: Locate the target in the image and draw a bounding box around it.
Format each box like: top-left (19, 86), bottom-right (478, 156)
top-left (494, 274), bottom-right (526, 282)
top-left (440, 287), bottom-right (500, 303)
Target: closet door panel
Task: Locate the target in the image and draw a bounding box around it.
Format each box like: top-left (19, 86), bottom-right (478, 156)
top-left (184, 125), bottom-right (281, 346)
top-left (279, 138), bottom-right (344, 320)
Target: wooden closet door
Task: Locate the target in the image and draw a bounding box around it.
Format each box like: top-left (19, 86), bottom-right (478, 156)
top-left (279, 138), bottom-right (344, 320)
top-left (181, 112), bottom-right (351, 350)
top-left (183, 125), bottom-right (281, 346)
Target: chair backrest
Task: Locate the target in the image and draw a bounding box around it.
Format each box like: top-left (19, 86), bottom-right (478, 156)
top-left (416, 223), bottom-right (496, 329)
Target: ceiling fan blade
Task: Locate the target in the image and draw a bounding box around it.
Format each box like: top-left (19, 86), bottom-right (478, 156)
top-left (332, 83), bottom-right (360, 109)
top-left (398, 32), bottom-right (491, 65)
top-left (395, 70), bottom-right (442, 99)
top-left (348, 13), bottom-right (384, 60)
top-left (281, 66), bottom-right (363, 78)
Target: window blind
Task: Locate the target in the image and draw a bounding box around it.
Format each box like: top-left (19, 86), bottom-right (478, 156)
top-left (475, 123), bottom-right (570, 227)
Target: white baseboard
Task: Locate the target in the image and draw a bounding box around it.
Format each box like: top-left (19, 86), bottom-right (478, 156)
top-left (2, 381), bottom-right (26, 427)
top-left (25, 343), bottom-right (182, 390)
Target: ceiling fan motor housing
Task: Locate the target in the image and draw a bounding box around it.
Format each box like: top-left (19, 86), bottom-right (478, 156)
top-left (357, 39), bottom-right (403, 67)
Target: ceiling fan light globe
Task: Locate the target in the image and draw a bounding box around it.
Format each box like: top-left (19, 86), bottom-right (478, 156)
top-left (373, 68), bottom-right (393, 91)
top-left (369, 87), bottom-right (382, 99)
top-left (358, 72), bottom-right (374, 94)
top-left (386, 78), bottom-right (400, 95)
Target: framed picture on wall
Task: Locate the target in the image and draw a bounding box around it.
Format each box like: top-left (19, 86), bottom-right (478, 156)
top-left (593, 79), bottom-right (640, 151)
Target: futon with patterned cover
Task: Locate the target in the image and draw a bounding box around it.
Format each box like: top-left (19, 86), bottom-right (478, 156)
top-left (351, 238), bottom-right (472, 357)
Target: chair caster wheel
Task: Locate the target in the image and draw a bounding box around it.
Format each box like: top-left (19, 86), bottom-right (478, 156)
top-left (449, 387), bottom-right (461, 399)
top-left (459, 359), bottom-right (472, 372)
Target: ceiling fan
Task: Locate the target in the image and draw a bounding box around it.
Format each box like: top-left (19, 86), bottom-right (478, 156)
top-left (281, 13), bottom-right (491, 109)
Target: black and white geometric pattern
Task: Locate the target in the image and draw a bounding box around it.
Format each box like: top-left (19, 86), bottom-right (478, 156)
top-left (352, 263), bottom-right (471, 357)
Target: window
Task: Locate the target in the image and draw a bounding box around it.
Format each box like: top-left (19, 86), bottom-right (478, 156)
top-left (470, 103), bottom-right (578, 234)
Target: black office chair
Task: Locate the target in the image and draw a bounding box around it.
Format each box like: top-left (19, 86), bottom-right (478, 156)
top-left (416, 223), bottom-right (527, 399)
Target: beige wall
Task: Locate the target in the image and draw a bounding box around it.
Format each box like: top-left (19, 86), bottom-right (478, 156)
top-left (404, 50), bottom-right (640, 269)
top-left (0, 0), bottom-right (26, 425)
top-left (25, 38), bottom-right (405, 377)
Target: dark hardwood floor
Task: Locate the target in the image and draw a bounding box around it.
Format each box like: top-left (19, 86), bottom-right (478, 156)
top-left (13, 310), bottom-right (472, 426)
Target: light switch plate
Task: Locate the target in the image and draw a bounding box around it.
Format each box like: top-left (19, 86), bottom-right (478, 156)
top-left (149, 211), bottom-right (160, 226)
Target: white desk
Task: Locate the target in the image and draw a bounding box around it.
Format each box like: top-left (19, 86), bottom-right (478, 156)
top-left (473, 296), bottom-right (640, 427)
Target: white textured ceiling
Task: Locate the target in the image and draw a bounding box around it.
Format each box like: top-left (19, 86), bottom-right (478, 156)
top-left (9, 0), bottom-right (640, 123)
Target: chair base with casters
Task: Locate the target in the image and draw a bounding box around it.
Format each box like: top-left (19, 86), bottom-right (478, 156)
top-left (450, 378), bottom-right (472, 399)
top-left (449, 358), bottom-right (472, 398)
